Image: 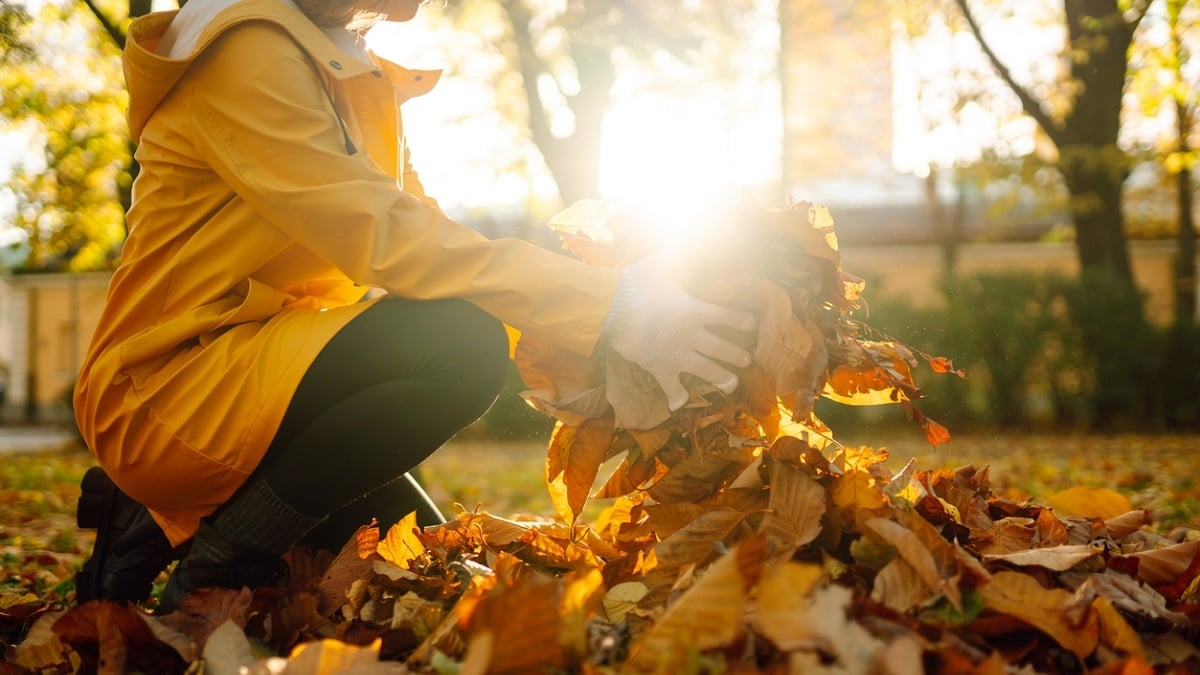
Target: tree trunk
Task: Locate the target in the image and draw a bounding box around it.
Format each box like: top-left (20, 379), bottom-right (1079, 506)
top-left (1177, 159), bottom-right (1196, 322)
top-left (1059, 156), bottom-right (1133, 280)
top-left (501, 0), bottom-right (613, 206)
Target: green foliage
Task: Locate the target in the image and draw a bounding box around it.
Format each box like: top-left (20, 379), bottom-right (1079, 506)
top-left (0, 0), bottom-right (129, 272)
top-left (854, 269), bottom-right (1195, 433)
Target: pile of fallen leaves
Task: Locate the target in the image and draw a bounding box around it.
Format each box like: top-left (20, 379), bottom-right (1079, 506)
top-left (4, 201), bottom-right (1200, 674)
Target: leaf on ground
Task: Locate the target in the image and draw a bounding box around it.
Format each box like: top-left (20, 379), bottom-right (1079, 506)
top-left (752, 561), bottom-right (824, 650)
top-left (627, 538), bottom-right (763, 671)
top-left (157, 587), bottom-right (254, 655)
top-left (979, 570), bottom-right (1099, 660)
top-left (1091, 596), bottom-right (1146, 661)
top-left (1046, 486), bottom-right (1134, 521)
top-left (1119, 539), bottom-right (1200, 586)
top-left (461, 572), bottom-right (566, 673)
top-left (871, 558), bottom-right (933, 613)
top-left (9, 609), bottom-right (69, 671)
top-left (53, 600), bottom-right (186, 675)
top-left (318, 524), bottom-right (382, 617)
top-left (982, 543), bottom-right (1105, 572)
top-left (376, 511), bottom-right (425, 570)
top-left (284, 637), bottom-right (406, 674)
top-left (1060, 570), bottom-right (1192, 628)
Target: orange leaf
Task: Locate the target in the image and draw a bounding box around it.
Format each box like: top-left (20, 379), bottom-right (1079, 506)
top-left (923, 418), bottom-right (952, 447)
top-left (929, 356), bottom-right (965, 378)
top-left (559, 417), bottom-right (616, 524)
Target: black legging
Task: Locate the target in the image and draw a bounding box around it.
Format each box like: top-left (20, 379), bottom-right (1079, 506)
top-left (253, 296), bottom-right (509, 549)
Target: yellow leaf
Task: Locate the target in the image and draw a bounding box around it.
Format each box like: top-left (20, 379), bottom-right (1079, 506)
top-left (285, 638), bottom-right (406, 674)
top-left (980, 570), bottom-right (1099, 660)
top-left (602, 581), bottom-right (649, 624)
top-left (1046, 486), bottom-right (1133, 521)
top-left (375, 511), bottom-right (424, 569)
top-left (753, 562), bottom-right (824, 650)
top-left (1092, 596), bottom-right (1145, 660)
top-left (628, 541), bottom-right (759, 670)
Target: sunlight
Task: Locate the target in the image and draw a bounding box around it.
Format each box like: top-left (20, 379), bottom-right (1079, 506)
top-left (598, 96), bottom-right (735, 245)
top-left (368, 10), bottom-right (781, 238)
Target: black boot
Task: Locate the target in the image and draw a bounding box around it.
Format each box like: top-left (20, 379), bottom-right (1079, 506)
top-left (155, 475), bottom-right (323, 615)
top-left (156, 521), bottom-right (288, 614)
top-left (75, 467), bottom-right (187, 604)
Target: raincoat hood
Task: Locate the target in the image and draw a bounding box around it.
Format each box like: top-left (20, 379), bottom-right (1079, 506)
top-left (123, 0), bottom-right (440, 140)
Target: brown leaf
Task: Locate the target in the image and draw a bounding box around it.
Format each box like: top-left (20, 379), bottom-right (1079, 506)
top-left (1120, 539), bottom-right (1200, 587)
top-left (462, 571), bottom-right (566, 673)
top-left (156, 587), bottom-right (254, 654)
top-left (872, 558), bottom-right (935, 613)
top-left (982, 543), bottom-right (1105, 572)
top-left (605, 353), bottom-right (671, 430)
top-left (54, 601), bottom-right (186, 675)
top-left (319, 523), bottom-right (382, 616)
top-left (646, 446), bottom-right (746, 504)
top-left (866, 518), bottom-right (943, 599)
top-left (759, 460), bottom-right (826, 560)
top-left (979, 570), bottom-right (1099, 660)
top-left (652, 507), bottom-right (747, 574)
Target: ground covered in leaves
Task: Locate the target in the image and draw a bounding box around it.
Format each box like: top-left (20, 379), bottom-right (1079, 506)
top-left (2, 433), bottom-right (1200, 674)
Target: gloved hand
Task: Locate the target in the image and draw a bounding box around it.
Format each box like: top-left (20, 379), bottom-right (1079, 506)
top-left (602, 255), bottom-right (757, 411)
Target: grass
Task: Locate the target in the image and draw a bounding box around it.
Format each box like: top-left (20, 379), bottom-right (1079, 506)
top-left (1, 429), bottom-right (1198, 606)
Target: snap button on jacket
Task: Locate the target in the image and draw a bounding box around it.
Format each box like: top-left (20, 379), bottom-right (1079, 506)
top-left (74, 0), bottom-right (619, 545)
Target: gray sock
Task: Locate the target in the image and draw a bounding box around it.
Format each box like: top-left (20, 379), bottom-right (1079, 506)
top-left (208, 475), bottom-right (326, 557)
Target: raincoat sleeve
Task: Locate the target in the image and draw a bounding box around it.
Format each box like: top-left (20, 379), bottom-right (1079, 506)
top-left (183, 21), bottom-right (618, 357)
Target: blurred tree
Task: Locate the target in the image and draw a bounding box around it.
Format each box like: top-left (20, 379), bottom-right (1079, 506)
top-left (1145, 0), bottom-right (1197, 321)
top-left (953, 0), bottom-right (1151, 287)
top-left (0, 0), bottom-right (128, 271)
top-left (439, 0), bottom-right (761, 206)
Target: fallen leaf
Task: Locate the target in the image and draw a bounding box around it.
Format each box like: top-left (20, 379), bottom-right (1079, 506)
top-left (1047, 486), bottom-right (1134, 521)
top-left (979, 570), bottom-right (1099, 660)
top-left (982, 543), bottom-right (1104, 572)
top-left (627, 540), bottom-right (762, 671)
top-left (753, 562), bottom-right (824, 650)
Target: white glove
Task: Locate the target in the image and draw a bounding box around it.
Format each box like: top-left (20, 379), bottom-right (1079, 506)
top-left (602, 256), bottom-right (756, 411)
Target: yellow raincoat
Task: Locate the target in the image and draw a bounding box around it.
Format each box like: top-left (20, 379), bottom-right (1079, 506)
top-left (74, 0), bottom-right (619, 546)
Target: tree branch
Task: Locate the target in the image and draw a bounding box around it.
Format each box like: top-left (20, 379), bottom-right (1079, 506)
top-left (78, 0), bottom-right (124, 50)
top-left (953, 0), bottom-right (1064, 146)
